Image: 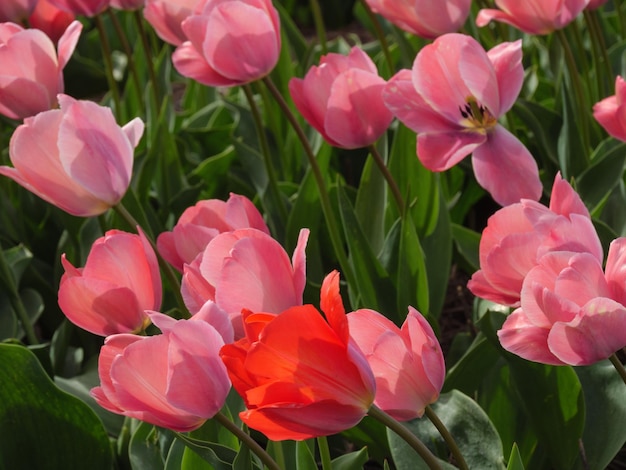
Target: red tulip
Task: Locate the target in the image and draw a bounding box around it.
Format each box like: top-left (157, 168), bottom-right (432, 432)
top-left (593, 76), bottom-right (626, 142)
top-left (220, 271), bottom-right (376, 441)
top-left (28, 0), bottom-right (75, 43)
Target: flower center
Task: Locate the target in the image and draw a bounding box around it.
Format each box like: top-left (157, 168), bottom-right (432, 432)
top-left (459, 97), bottom-right (497, 132)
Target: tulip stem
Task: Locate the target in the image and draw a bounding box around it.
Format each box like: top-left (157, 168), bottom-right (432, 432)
top-left (262, 76), bottom-right (357, 294)
top-left (359, 0), bottom-right (394, 76)
top-left (308, 0), bottom-right (328, 55)
top-left (95, 14), bottom-right (123, 120)
top-left (609, 353), bottom-right (626, 387)
top-left (424, 405), bottom-right (468, 470)
top-left (317, 436), bottom-right (332, 470)
top-left (368, 405), bottom-right (442, 470)
top-left (213, 412), bottom-right (282, 470)
top-left (133, 9), bottom-right (162, 112)
top-left (583, 9), bottom-right (612, 98)
top-left (368, 144), bottom-right (404, 214)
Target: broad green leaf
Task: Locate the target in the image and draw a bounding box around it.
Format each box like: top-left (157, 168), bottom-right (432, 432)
top-left (397, 214), bottom-right (429, 318)
top-left (451, 223), bottom-right (481, 273)
top-left (331, 447), bottom-right (369, 470)
top-left (295, 440), bottom-right (317, 470)
top-left (129, 422), bottom-right (169, 470)
top-left (512, 99), bottom-right (561, 169)
top-left (557, 85), bottom-right (589, 180)
top-left (507, 444), bottom-right (525, 470)
top-left (355, 146), bottom-right (388, 254)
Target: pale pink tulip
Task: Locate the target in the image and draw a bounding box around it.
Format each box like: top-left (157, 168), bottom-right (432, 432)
top-left (28, 0), bottom-right (75, 43)
top-left (91, 311), bottom-right (231, 432)
top-left (143, 0), bottom-right (201, 45)
top-left (289, 46), bottom-right (393, 149)
top-left (58, 229), bottom-right (162, 337)
top-left (172, 0), bottom-right (281, 87)
top-left (383, 33), bottom-right (541, 206)
top-left (46, 0), bottom-right (108, 16)
top-left (0, 0), bottom-right (38, 23)
top-left (593, 76), bottom-right (626, 142)
top-left (468, 173), bottom-right (602, 307)
top-left (0, 94), bottom-right (143, 216)
top-left (182, 228), bottom-right (309, 339)
top-left (156, 193), bottom-right (269, 272)
top-left (348, 307), bottom-right (444, 420)
top-left (476, 0), bottom-right (590, 35)
top-left (0, 20), bottom-right (80, 119)
top-left (499, 239), bottom-right (626, 366)
top-left (364, 0), bottom-right (471, 39)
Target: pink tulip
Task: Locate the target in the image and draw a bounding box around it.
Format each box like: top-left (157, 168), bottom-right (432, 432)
top-left (498, 239), bottom-right (626, 366)
top-left (363, 0), bottom-right (471, 39)
top-left (143, 0), bottom-right (202, 46)
top-left (110, 0), bottom-right (144, 10)
top-left (347, 307), bottom-right (444, 421)
top-left (46, 0), bottom-right (109, 16)
top-left (0, 94), bottom-right (143, 216)
top-left (476, 0), bottom-right (590, 35)
top-left (28, 0), bottom-right (75, 43)
top-left (182, 228), bottom-right (309, 339)
top-left (91, 311), bottom-right (231, 432)
top-left (587, 0), bottom-right (608, 9)
top-left (289, 47), bottom-right (393, 149)
top-left (468, 173), bottom-right (602, 307)
top-left (383, 33), bottom-right (541, 206)
top-left (593, 76), bottom-right (626, 142)
top-left (0, 0), bottom-right (38, 23)
top-left (58, 229), bottom-right (162, 337)
top-left (172, 0), bottom-right (281, 87)
top-left (156, 193), bottom-right (270, 272)
top-left (0, 20), bottom-right (80, 120)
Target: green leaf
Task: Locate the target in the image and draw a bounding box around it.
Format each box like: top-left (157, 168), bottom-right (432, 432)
top-left (331, 447), bottom-right (369, 470)
top-left (129, 422), bottom-right (168, 470)
top-left (506, 444), bottom-right (525, 470)
top-left (175, 433), bottom-right (237, 469)
top-left (397, 214), bottom-right (429, 318)
top-left (295, 440), bottom-right (317, 470)
top-left (0, 343), bottom-right (112, 470)
top-left (451, 223), bottom-right (481, 273)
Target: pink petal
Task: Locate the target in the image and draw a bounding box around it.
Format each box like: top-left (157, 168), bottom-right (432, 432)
top-left (487, 40), bottom-right (523, 115)
top-left (605, 237), bottom-right (626, 305)
top-left (172, 41), bottom-right (236, 87)
top-left (548, 171), bottom-right (591, 217)
top-left (417, 129), bottom-right (485, 172)
top-left (56, 20), bottom-right (81, 70)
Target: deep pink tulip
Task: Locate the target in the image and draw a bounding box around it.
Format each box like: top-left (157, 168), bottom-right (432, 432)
top-left (587, 0), bottom-right (609, 9)
top-left (347, 307), bottom-right (444, 421)
top-left (28, 0), bottom-right (75, 43)
top-left (0, 94), bottom-right (143, 216)
top-left (182, 228), bottom-right (309, 340)
top-left (476, 0), bottom-right (590, 35)
top-left (289, 47), bottom-right (393, 149)
top-left (593, 76), bottom-right (626, 142)
top-left (110, 0), bottom-right (144, 10)
top-left (156, 193), bottom-right (269, 272)
top-left (468, 173), bottom-right (602, 307)
top-left (46, 0), bottom-right (108, 16)
top-left (499, 239), bottom-right (626, 366)
top-left (58, 229), bottom-right (162, 337)
top-left (0, 20), bottom-right (80, 120)
top-left (363, 0), bottom-right (471, 39)
top-left (91, 311), bottom-right (231, 432)
top-left (383, 33), bottom-right (541, 206)
top-left (0, 0), bottom-right (38, 23)
top-left (172, 0), bottom-right (281, 87)
top-left (143, 0), bottom-right (202, 46)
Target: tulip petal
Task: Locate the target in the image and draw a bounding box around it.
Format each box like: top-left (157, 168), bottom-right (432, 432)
top-left (417, 129), bottom-right (485, 172)
top-left (172, 41), bottom-right (237, 87)
top-left (486, 40), bottom-right (523, 115)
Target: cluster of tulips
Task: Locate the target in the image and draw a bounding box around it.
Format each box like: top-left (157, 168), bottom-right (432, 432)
top-left (3, 0), bottom-right (626, 469)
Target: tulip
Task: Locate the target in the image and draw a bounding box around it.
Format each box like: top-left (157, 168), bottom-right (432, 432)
top-left (58, 229), bottom-right (162, 337)
top-left (220, 271), bottom-right (376, 441)
top-left (468, 173), bottom-right (602, 307)
top-left (46, 0), bottom-right (108, 16)
top-left (587, 0), bottom-right (608, 8)
top-left (91, 311), bottom-right (231, 432)
top-left (182, 228), bottom-right (309, 339)
top-left (28, 0), bottom-right (75, 43)
top-left (289, 46), bottom-right (393, 149)
top-left (156, 193), bottom-right (270, 272)
top-left (172, 0), bottom-right (281, 87)
top-left (143, 0), bottom-right (202, 46)
top-left (110, 0), bottom-right (144, 10)
top-left (383, 33), bottom-right (541, 206)
top-left (347, 307), bottom-right (445, 421)
top-left (363, 0), bottom-right (471, 39)
top-left (0, 94), bottom-right (144, 216)
top-left (476, 0), bottom-right (590, 35)
top-left (0, 0), bottom-right (38, 23)
top-left (593, 76), bottom-right (626, 142)
top-left (498, 239), bottom-right (626, 366)
top-left (0, 20), bottom-right (80, 120)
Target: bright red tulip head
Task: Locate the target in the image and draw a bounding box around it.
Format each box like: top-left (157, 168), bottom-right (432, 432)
top-left (143, 0), bottom-right (203, 46)
top-left (289, 46), bottom-right (393, 149)
top-left (28, 0), bottom-right (75, 43)
top-left (0, 94), bottom-right (144, 216)
top-left (46, 0), bottom-right (109, 16)
top-left (348, 307), bottom-right (444, 421)
top-left (383, 33), bottom-right (541, 206)
top-left (0, 20), bottom-right (80, 120)
top-left (476, 0), bottom-right (590, 35)
top-left (468, 173), bottom-right (603, 307)
top-left (0, 0), bottom-right (38, 23)
top-left (58, 229), bottom-right (162, 337)
top-left (363, 0), bottom-right (471, 39)
top-left (157, 193), bottom-right (270, 272)
top-left (172, 0), bottom-right (281, 87)
top-left (219, 271), bottom-right (376, 441)
top-left (593, 76), bottom-right (626, 142)
top-left (91, 311), bottom-right (231, 432)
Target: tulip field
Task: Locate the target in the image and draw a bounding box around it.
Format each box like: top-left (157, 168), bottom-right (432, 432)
top-left (3, 0), bottom-right (626, 469)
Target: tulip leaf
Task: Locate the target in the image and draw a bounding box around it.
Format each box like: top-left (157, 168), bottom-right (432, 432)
top-left (557, 85), bottom-right (588, 180)
top-left (512, 99), bottom-right (561, 169)
top-left (0, 343), bottom-right (112, 470)
top-left (450, 223), bottom-right (480, 272)
top-left (295, 440), bottom-right (317, 470)
top-left (355, 146), bottom-right (388, 254)
top-left (331, 447), bottom-right (369, 470)
top-left (175, 432), bottom-right (237, 470)
top-left (129, 422), bottom-right (170, 470)
top-left (397, 213), bottom-right (429, 318)
top-left (506, 444), bottom-right (525, 470)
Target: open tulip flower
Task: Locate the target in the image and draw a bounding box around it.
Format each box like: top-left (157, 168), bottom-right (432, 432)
top-left (498, 238), bottom-right (626, 366)
top-left (172, 0), bottom-right (281, 87)
top-left (383, 33), bottom-right (541, 206)
top-left (0, 94), bottom-right (144, 216)
top-left (289, 46), bottom-right (393, 149)
top-left (143, 0), bottom-right (202, 46)
top-left (0, 0), bottom-right (37, 22)
top-left (593, 76), bottom-right (626, 142)
top-left (468, 173), bottom-right (603, 307)
top-left (219, 270), bottom-right (376, 441)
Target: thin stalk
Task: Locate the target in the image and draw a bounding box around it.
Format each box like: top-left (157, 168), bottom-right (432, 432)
top-left (424, 406), bottom-right (468, 470)
top-left (213, 412), bottom-right (282, 470)
top-left (368, 144), bottom-right (404, 213)
top-left (569, 19), bottom-right (594, 102)
top-left (609, 353), bottom-right (626, 387)
top-left (308, 0), bottom-right (328, 55)
top-left (359, 0), bottom-right (394, 76)
top-left (584, 9), bottom-right (613, 97)
top-left (368, 405), bottom-right (442, 470)
top-left (618, 0), bottom-right (626, 39)
top-left (317, 436), bottom-right (332, 470)
top-left (261, 76), bottom-right (357, 292)
top-left (95, 13), bottom-right (122, 119)
top-left (133, 9), bottom-right (161, 111)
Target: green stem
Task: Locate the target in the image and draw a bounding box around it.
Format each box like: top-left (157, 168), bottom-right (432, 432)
top-left (261, 76), bottom-right (357, 293)
top-left (368, 405), bottom-right (442, 470)
top-left (133, 9), bottom-right (161, 112)
top-left (308, 0), bottom-right (328, 55)
top-left (584, 9), bottom-right (613, 97)
top-left (359, 0), bottom-right (394, 76)
top-left (424, 406), bottom-right (468, 470)
top-left (569, 18), bottom-right (594, 102)
top-left (609, 353), bottom-right (626, 387)
top-left (95, 13), bottom-right (123, 119)
top-left (368, 144), bottom-right (404, 213)
top-left (618, 0), bottom-right (626, 39)
top-left (213, 412), bottom-right (282, 470)
top-left (317, 436), bottom-right (332, 470)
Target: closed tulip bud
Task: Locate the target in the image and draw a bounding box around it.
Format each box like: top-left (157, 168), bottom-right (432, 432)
top-left (593, 76), bottom-right (626, 142)
top-left (28, 0), bottom-right (75, 44)
top-left (0, 0), bottom-right (38, 23)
